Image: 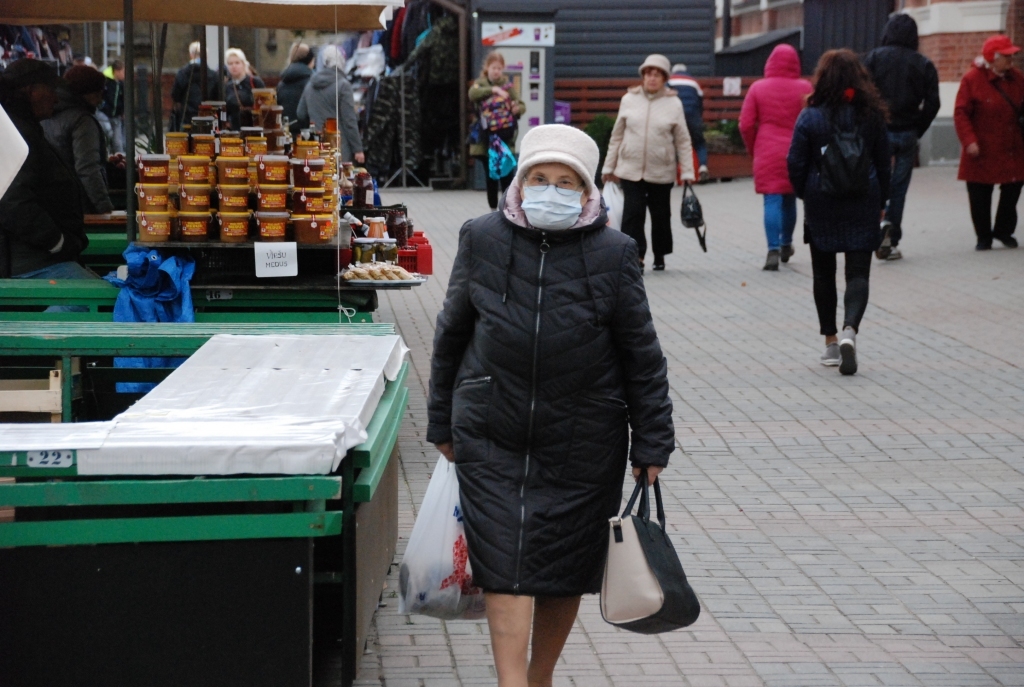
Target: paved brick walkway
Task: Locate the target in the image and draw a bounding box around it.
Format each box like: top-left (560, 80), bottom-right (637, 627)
top-left (357, 168), bottom-right (1024, 687)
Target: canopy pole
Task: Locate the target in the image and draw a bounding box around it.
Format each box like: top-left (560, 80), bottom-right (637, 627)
top-left (200, 27), bottom-right (208, 104)
top-left (125, 0), bottom-right (136, 241)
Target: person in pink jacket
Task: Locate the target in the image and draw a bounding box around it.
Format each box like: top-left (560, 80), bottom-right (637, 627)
top-left (740, 44), bottom-right (813, 271)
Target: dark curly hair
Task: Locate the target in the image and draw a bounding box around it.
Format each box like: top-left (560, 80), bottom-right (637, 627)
top-left (808, 49), bottom-right (889, 124)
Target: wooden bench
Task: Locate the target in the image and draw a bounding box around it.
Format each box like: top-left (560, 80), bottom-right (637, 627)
top-left (554, 76), bottom-right (756, 127)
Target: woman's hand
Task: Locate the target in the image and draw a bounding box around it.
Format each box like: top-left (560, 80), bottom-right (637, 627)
top-left (491, 86), bottom-right (509, 99)
top-left (436, 442), bottom-right (455, 462)
top-left (602, 173), bottom-right (620, 184)
top-left (354, 152), bottom-right (365, 164)
top-left (966, 142), bottom-right (980, 158)
top-left (632, 466), bottom-right (664, 485)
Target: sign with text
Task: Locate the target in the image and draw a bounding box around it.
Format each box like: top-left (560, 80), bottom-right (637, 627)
top-left (722, 77), bottom-right (743, 97)
top-left (254, 242), bottom-right (298, 278)
top-left (481, 23), bottom-right (555, 47)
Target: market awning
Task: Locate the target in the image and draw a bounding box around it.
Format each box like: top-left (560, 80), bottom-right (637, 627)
top-left (0, 0), bottom-right (404, 31)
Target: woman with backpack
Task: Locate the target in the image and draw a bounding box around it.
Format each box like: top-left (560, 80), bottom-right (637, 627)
top-left (739, 44), bottom-right (813, 271)
top-left (787, 49), bottom-right (891, 376)
top-left (954, 35), bottom-right (1024, 250)
top-left (469, 52), bottom-right (525, 210)
top-left (224, 48), bottom-right (265, 130)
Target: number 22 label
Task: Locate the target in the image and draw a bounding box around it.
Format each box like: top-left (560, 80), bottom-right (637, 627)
top-left (26, 450), bottom-right (74, 468)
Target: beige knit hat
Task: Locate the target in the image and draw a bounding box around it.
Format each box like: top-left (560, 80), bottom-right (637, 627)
top-left (638, 54), bottom-right (671, 79)
top-left (515, 124), bottom-right (599, 194)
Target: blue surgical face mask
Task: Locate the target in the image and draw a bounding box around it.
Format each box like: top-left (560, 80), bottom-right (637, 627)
top-left (520, 184), bottom-right (584, 231)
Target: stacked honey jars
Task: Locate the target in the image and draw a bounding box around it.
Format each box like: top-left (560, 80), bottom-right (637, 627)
top-left (136, 154), bottom-right (173, 242)
top-left (290, 140), bottom-right (334, 245)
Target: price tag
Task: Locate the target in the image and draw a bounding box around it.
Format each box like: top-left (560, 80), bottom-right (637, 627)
top-left (254, 242), bottom-right (298, 278)
top-left (26, 450), bottom-right (75, 468)
top-left (206, 289), bottom-right (234, 301)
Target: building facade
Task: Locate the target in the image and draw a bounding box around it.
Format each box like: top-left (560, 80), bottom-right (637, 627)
top-left (716, 0), bottom-right (1024, 164)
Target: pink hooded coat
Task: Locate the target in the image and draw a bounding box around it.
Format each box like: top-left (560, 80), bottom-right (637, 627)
top-left (739, 44), bottom-right (813, 195)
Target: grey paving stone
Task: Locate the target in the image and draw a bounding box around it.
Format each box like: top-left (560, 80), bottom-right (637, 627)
top-left (353, 170), bottom-right (1024, 686)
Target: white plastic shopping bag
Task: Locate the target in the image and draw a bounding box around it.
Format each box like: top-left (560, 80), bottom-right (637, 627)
top-left (398, 455), bottom-right (487, 620)
top-left (603, 181), bottom-right (624, 230)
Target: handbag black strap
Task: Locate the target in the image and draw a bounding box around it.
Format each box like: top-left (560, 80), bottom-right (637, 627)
top-left (622, 469), bottom-right (650, 523)
top-left (993, 78), bottom-right (1023, 118)
top-left (652, 478), bottom-right (667, 533)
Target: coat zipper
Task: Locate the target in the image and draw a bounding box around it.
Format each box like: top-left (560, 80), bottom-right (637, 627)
top-left (458, 375), bottom-right (492, 388)
top-left (514, 233), bottom-right (549, 593)
top-left (641, 94), bottom-right (652, 179)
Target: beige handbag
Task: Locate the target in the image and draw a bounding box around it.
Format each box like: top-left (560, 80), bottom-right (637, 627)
top-left (600, 472), bottom-right (700, 634)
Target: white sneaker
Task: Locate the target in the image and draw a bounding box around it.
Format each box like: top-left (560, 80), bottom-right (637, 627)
top-left (839, 327), bottom-right (858, 376)
top-left (885, 247), bottom-right (903, 261)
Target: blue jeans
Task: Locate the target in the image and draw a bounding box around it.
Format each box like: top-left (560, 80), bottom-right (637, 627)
top-left (884, 130), bottom-right (918, 246)
top-left (763, 194), bottom-right (797, 251)
top-left (685, 110), bottom-right (708, 167)
top-left (13, 261), bottom-right (98, 312)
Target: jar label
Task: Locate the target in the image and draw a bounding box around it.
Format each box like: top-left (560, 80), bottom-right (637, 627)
top-left (260, 222), bottom-right (286, 237)
top-left (223, 195), bottom-right (247, 207)
top-left (265, 167), bottom-right (287, 181)
top-left (222, 221), bottom-right (247, 236)
top-left (224, 167), bottom-right (247, 178)
top-left (186, 195), bottom-right (210, 207)
top-left (142, 164), bottom-right (167, 177)
top-left (320, 220), bottom-right (333, 240)
top-left (181, 220), bottom-right (207, 235)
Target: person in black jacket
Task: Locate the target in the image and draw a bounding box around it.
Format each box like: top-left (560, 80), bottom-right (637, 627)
top-left (427, 124), bottom-right (674, 686)
top-left (171, 41), bottom-right (218, 131)
top-left (0, 59), bottom-right (90, 280)
top-left (788, 49), bottom-right (891, 376)
top-left (277, 43), bottom-right (316, 135)
top-left (864, 14), bottom-right (940, 261)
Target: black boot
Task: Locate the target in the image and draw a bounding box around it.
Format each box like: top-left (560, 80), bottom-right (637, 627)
top-left (763, 250), bottom-right (780, 271)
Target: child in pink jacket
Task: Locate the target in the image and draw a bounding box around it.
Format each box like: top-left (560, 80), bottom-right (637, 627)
top-left (740, 44), bottom-right (813, 271)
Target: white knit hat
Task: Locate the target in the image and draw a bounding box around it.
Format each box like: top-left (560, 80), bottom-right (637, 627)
top-left (638, 54), bottom-right (671, 78)
top-left (515, 124), bottom-right (599, 194)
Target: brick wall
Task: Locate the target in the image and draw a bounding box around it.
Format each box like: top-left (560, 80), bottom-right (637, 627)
top-left (920, 31), bottom-right (991, 81)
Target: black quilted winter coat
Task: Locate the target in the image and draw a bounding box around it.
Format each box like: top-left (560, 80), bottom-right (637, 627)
top-left (426, 204), bottom-right (675, 597)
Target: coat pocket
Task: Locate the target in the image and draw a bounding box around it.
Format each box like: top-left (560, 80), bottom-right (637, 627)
top-left (451, 376), bottom-right (494, 448)
top-left (563, 395), bottom-right (629, 485)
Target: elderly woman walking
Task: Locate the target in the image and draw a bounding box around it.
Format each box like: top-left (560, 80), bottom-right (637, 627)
top-left (428, 124), bottom-right (675, 687)
top-left (740, 44), bottom-right (813, 270)
top-left (603, 54), bottom-right (695, 272)
top-left (788, 50), bottom-right (891, 376)
top-left (955, 34), bottom-right (1024, 250)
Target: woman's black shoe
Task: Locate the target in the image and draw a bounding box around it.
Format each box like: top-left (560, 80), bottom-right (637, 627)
top-left (653, 261), bottom-right (665, 271)
top-left (976, 242), bottom-right (992, 251)
top-left (994, 235), bottom-right (1018, 248)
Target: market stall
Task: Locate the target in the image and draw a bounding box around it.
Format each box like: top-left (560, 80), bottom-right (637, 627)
top-left (0, 328), bottom-right (409, 686)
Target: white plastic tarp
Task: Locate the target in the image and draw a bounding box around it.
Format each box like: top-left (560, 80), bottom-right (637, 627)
top-left (0, 104), bottom-right (29, 201)
top-left (0, 334), bottom-right (408, 475)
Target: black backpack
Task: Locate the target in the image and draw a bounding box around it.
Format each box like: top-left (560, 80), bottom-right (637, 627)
top-left (819, 118), bottom-right (871, 198)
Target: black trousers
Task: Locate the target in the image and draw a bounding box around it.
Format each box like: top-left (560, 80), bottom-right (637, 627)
top-left (966, 181), bottom-right (1023, 245)
top-left (620, 179), bottom-right (674, 262)
top-left (810, 245), bottom-right (872, 336)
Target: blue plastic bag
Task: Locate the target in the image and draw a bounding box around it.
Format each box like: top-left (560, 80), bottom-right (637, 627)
top-left (488, 134), bottom-right (517, 181)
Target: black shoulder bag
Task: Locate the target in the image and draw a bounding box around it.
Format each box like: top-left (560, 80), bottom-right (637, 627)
top-left (680, 182), bottom-right (707, 252)
top-left (601, 469), bottom-right (701, 634)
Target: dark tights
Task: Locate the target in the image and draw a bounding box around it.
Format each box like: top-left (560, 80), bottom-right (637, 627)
top-left (810, 245), bottom-right (872, 336)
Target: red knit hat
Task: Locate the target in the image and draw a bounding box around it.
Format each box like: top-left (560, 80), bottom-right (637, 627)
top-left (63, 65), bottom-right (107, 95)
top-left (983, 35), bottom-right (1021, 64)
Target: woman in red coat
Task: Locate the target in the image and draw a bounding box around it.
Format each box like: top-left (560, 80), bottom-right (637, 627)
top-left (740, 44), bottom-right (813, 270)
top-left (955, 35), bottom-right (1024, 249)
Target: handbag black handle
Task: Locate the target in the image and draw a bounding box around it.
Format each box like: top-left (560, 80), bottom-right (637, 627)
top-left (622, 468), bottom-right (666, 532)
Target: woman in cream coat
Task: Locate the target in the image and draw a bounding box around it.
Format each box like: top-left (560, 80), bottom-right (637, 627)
top-left (603, 54), bottom-right (695, 272)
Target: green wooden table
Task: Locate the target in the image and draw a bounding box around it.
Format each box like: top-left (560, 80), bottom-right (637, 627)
top-left (0, 278), bottom-right (378, 323)
top-left (0, 347), bottom-right (409, 687)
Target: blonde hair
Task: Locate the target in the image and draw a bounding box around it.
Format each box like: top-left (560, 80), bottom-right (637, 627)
top-left (480, 51), bottom-right (505, 80)
top-left (188, 41), bottom-right (201, 59)
top-left (224, 47), bottom-right (250, 73)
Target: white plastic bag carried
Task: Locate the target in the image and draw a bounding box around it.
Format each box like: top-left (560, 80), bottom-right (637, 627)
top-left (398, 455), bottom-right (487, 620)
top-left (603, 181), bottom-right (624, 230)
